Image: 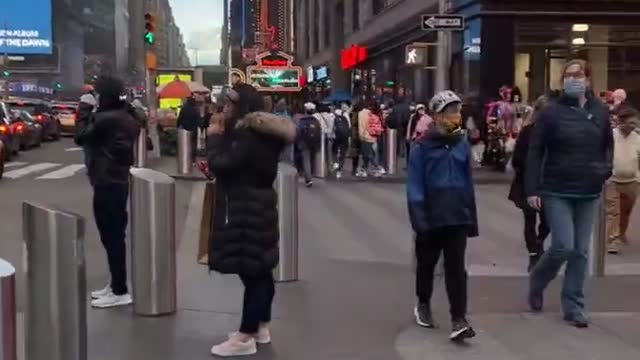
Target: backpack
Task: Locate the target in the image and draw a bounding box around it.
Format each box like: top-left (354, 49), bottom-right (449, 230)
top-left (368, 113), bottom-right (384, 137)
top-left (298, 115), bottom-right (322, 150)
top-left (334, 115), bottom-right (350, 142)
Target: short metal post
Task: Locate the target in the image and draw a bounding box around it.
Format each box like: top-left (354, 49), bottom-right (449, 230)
top-left (177, 128), bottom-right (192, 175)
top-left (312, 132), bottom-right (326, 178)
top-left (274, 163), bottom-right (299, 282)
top-left (385, 128), bottom-right (398, 175)
top-left (134, 127), bottom-right (148, 168)
top-left (0, 258), bottom-right (17, 360)
top-left (130, 168), bottom-right (177, 316)
top-left (591, 193), bottom-right (607, 277)
top-left (22, 202), bottom-right (86, 360)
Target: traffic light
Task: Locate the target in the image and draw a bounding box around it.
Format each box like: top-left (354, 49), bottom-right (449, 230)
top-left (144, 13), bottom-right (156, 45)
top-left (54, 82), bottom-right (63, 90)
top-left (1, 70), bottom-right (9, 77)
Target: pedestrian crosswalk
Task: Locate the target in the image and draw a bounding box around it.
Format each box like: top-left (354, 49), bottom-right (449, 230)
top-left (3, 162), bottom-right (86, 180)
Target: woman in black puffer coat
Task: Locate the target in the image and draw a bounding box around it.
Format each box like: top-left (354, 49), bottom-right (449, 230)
top-left (207, 84), bottom-right (296, 357)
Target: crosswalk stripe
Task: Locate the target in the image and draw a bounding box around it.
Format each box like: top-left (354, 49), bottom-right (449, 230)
top-left (36, 164), bottom-right (86, 179)
top-left (3, 163), bottom-right (60, 179)
top-left (65, 147), bottom-right (83, 152)
top-left (5, 161), bottom-right (27, 168)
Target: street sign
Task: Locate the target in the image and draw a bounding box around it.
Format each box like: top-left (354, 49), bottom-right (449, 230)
top-left (421, 14), bottom-right (464, 31)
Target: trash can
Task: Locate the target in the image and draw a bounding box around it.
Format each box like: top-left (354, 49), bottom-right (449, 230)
top-left (385, 128), bottom-right (398, 175)
top-left (177, 128), bottom-right (192, 175)
top-left (22, 201), bottom-right (87, 360)
top-left (0, 258), bottom-right (16, 360)
top-left (130, 168), bottom-right (177, 316)
top-left (312, 132), bottom-right (327, 178)
top-left (274, 163), bottom-right (299, 282)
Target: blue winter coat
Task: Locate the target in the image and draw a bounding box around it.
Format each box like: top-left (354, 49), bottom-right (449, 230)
top-left (406, 131), bottom-right (479, 237)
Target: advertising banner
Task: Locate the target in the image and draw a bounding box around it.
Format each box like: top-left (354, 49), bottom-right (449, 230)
top-left (0, 0), bottom-right (53, 55)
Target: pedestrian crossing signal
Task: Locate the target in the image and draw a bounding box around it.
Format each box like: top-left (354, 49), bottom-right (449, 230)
top-left (144, 13), bottom-right (156, 45)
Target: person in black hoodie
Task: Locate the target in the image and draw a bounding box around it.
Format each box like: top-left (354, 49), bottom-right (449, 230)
top-left (75, 76), bottom-right (141, 308)
top-left (508, 96), bottom-right (550, 272)
top-left (207, 84), bottom-right (296, 357)
top-left (526, 59), bottom-right (613, 328)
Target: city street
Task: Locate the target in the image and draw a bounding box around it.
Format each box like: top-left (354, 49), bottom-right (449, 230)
top-left (1, 141), bottom-right (640, 359)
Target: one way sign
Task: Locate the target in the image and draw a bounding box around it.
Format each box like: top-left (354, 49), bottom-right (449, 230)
top-left (421, 14), bottom-right (465, 31)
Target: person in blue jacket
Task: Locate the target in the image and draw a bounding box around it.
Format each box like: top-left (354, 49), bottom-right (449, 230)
top-left (407, 90), bottom-right (478, 342)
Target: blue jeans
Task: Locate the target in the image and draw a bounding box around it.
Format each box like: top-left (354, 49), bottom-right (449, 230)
top-left (530, 195), bottom-right (599, 316)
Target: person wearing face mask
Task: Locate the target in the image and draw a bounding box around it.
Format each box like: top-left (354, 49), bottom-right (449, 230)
top-left (605, 106), bottom-right (640, 255)
top-left (407, 90), bottom-right (478, 342)
top-left (526, 59), bottom-right (613, 328)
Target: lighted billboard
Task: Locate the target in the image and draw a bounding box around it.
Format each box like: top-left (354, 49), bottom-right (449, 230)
top-left (0, 0), bottom-right (53, 55)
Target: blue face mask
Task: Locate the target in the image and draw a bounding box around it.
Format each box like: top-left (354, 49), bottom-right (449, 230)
top-left (563, 78), bottom-right (587, 98)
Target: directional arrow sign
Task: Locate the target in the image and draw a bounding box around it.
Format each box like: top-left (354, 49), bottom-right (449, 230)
top-left (421, 15), bottom-right (465, 31)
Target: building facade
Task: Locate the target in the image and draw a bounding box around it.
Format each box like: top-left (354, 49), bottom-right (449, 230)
top-left (296, 0), bottom-right (640, 105)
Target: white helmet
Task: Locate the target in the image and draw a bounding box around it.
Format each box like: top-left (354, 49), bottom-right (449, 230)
top-left (429, 90), bottom-right (462, 113)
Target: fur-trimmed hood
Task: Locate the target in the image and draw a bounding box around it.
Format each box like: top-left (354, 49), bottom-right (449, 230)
top-left (235, 111), bottom-right (296, 144)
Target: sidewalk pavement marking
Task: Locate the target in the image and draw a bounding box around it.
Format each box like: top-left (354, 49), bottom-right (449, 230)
top-left (4, 161), bottom-right (27, 168)
top-left (36, 164), bottom-right (86, 179)
top-left (3, 163), bottom-right (60, 179)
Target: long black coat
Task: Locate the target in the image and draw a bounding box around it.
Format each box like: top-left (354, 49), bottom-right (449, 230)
top-left (207, 112), bottom-right (296, 277)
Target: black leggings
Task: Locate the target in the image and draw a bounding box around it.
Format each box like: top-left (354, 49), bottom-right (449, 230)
top-left (415, 226), bottom-right (468, 321)
top-left (239, 272), bottom-right (275, 334)
top-left (93, 183), bottom-right (129, 295)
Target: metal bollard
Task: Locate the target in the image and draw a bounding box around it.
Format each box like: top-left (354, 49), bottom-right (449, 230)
top-left (134, 127), bottom-right (148, 168)
top-left (312, 132), bottom-right (327, 178)
top-left (22, 202), bottom-right (86, 360)
top-left (385, 128), bottom-right (398, 175)
top-left (273, 163), bottom-right (299, 282)
top-left (130, 168), bottom-right (177, 316)
top-left (177, 128), bottom-right (192, 175)
top-left (590, 193), bottom-right (607, 277)
top-left (1, 258), bottom-right (17, 360)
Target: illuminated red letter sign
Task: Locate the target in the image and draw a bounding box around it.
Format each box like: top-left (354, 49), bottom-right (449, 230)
top-left (341, 45), bottom-right (368, 70)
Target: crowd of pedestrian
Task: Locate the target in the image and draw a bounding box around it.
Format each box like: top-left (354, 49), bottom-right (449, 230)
top-left (74, 57), bottom-right (640, 357)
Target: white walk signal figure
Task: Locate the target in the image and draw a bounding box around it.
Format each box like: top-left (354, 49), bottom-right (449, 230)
top-left (407, 48), bottom-right (418, 64)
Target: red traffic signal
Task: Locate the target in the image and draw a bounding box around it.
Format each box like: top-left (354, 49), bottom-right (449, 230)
top-left (145, 13), bottom-right (156, 32)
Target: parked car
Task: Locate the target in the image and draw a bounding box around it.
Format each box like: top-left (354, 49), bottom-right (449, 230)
top-left (5, 98), bottom-right (61, 141)
top-left (9, 110), bottom-right (43, 150)
top-left (0, 101), bottom-right (20, 160)
top-left (51, 101), bottom-right (79, 135)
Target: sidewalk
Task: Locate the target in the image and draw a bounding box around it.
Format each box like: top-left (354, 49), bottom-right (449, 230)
top-left (12, 178), bottom-right (640, 360)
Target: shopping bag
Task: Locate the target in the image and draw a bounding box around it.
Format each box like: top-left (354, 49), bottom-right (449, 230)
top-left (198, 181), bottom-right (216, 265)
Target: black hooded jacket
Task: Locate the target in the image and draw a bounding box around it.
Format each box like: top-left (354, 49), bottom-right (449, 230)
top-left (207, 112), bottom-right (296, 276)
top-left (75, 101), bottom-right (141, 186)
top-left (525, 93), bottom-right (613, 197)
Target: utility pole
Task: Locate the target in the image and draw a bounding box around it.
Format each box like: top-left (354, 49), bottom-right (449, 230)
top-left (434, 0), bottom-right (451, 92)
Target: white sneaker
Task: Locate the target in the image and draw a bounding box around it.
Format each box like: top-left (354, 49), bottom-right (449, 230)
top-left (378, 167), bottom-right (387, 175)
top-left (228, 326), bottom-right (271, 344)
top-left (91, 284), bottom-right (112, 299)
top-left (332, 163), bottom-right (339, 171)
top-left (91, 292), bottom-right (133, 308)
top-left (211, 334), bottom-right (257, 357)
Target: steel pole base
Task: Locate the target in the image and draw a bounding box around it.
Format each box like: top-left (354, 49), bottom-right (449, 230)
top-left (0, 258), bottom-right (17, 360)
top-left (274, 163), bottom-right (299, 282)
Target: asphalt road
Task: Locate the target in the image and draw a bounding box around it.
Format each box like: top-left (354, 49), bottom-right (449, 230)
top-left (2, 141), bottom-right (640, 359)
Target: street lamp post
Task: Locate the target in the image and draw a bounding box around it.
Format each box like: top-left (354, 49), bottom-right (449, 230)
top-left (435, 0), bottom-right (451, 92)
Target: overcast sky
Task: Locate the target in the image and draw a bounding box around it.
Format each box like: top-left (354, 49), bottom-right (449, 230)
top-left (169, 0), bottom-right (224, 65)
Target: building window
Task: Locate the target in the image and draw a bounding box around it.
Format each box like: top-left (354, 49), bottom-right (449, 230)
top-left (353, 0), bottom-right (360, 31)
top-left (372, 0), bottom-right (385, 15)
